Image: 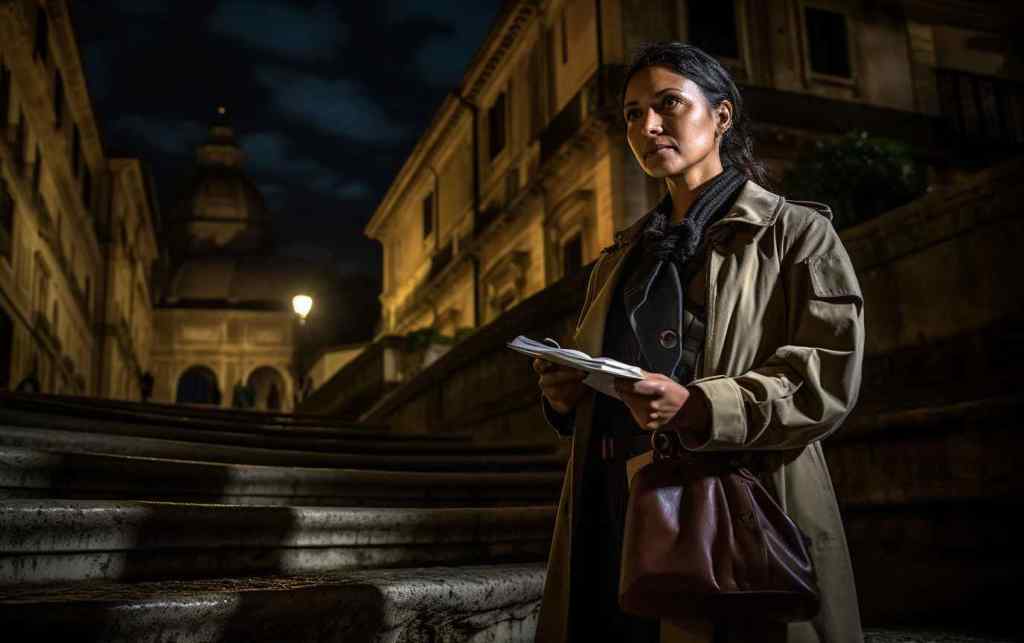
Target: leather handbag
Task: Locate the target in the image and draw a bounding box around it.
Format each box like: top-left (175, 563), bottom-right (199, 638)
top-left (619, 431), bottom-right (820, 624)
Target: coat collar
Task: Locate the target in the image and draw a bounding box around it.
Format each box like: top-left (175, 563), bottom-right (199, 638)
top-left (573, 181), bottom-right (785, 357)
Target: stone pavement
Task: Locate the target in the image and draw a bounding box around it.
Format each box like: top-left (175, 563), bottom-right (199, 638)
top-left (866, 630), bottom-right (1018, 643)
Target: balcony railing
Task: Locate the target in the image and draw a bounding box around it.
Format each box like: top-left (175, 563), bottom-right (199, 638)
top-left (427, 242), bottom-right (454, 282)
top-left (539, 64), bottom-right (625, 165)
top-left (936, 68), bottom-right (1024, 156)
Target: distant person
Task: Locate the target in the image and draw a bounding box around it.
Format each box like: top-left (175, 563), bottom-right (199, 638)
top-left (14, 373), bottom-right (41, 394)
top-left (139, 371), bottom-right (155, 402)
top-left (266, 383), bottom-right (281, 411)
top-left (231, 381), bottom-right (256, 409)
top-left (533, 42), bottom-right (865, 643)
top-left (14, 361), bottom-right (41, 394)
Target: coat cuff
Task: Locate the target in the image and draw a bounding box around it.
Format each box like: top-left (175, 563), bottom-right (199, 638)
top-left (686, 376), bottom-right (747, 450)
top-left (542, 397), bottom-right (575, 437)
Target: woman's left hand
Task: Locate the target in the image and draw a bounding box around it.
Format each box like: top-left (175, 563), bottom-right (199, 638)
top-left (614, 372), bottom-right (693, 431)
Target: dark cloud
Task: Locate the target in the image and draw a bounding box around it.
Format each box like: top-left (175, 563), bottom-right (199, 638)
top-left (241, 131), bottom-right (372, 201)
top-left (115, 0), bottom-right (171, 16)
top-left (390, 1), bottom-right (502, 86)
top-left (206, 1), bottom-right (349, 62)
top-left (253, 66), bottom-right (408, 143)
top-left (110, 114), bottom-right (206, 158)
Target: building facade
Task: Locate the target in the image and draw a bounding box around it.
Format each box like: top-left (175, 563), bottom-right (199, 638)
top-left (367, 0), bottom-right (1019, 340)
top-left (0, 0), bottom-right (158, 398)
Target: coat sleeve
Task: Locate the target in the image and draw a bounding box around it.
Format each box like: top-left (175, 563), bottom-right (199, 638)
top-left (539, 253), bottom-right (609, 438)
top-left (684, 212), bottom-right (865, 451)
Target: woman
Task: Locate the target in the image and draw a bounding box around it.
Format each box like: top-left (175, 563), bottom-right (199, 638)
top-left (533, 42), bottom-right (865, 643)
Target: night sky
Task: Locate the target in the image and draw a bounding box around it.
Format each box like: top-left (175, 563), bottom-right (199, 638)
top-left (72, 1), bottom-right (504, 284)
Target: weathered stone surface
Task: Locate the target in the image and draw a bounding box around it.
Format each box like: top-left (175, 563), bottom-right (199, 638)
top-left (0, 501), bottom-right (554, 584)
top-left (0, 563), bottom-right (544, 643)
top-left (0, 446), bottom-right (562, 506)
top-left (864, 630), bottom-right (1016, 643)
top-left (0, 405), bottom-right (557, 455)
top-left (0, 425), bottom-right (565, 472)
top-left (0, 391), bottom-right (410, 438)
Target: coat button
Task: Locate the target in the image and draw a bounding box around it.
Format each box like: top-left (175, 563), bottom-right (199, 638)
top-left (658, 329), bottom-right (678, 349)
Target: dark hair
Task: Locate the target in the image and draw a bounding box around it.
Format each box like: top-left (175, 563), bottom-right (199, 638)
top-left (622, 41), bottom-right (768, 186)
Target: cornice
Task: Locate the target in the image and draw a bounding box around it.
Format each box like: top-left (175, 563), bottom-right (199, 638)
top-left (365, 0), bottom-right (542, 239)
top-left (48, 0), bottom-right (105, 166)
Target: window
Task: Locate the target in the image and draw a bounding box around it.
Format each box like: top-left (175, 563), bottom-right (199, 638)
top-left (72, 125), bottom-right (81, 175)
top-left (53, 71), bottom-right (63, 129)
top-left (32, 147), bottom-right (42, 195)
top-left (688, 3), bottom-right (740, 60)
top-left (422, 192), bottom-right (434, 239)
top-left (15, 111), bottom-right (26, 167)
top-left (804, 7), bottom-right (852, 78)
top-left (560, 9), bottom-right (569, 64)
top-left (33, 8), bottom-right (49, 64)
top-left (82, 166), bottom-right (92, 210)
top-left (562, 233), bottom-right (583, 276)
top-left (0, 177), bottom-right (13, 259)
top-left (0, 60), bottom-right (10, 128)
top-left (488, 92), bottom-right (507, 160)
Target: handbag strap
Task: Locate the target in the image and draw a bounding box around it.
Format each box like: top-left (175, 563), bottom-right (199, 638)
top-left (650, 429), bottom-right (767, 473)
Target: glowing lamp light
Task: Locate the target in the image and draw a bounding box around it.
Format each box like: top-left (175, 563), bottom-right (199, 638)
top-left (292, 294), bottom-right (313, 324)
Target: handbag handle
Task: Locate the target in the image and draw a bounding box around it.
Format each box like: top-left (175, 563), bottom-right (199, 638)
top-left (650, 429), bottom-right (684, 460)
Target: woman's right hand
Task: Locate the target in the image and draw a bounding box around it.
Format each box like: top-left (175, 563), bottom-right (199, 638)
top-left (533, 358), bottom-right (587, 415)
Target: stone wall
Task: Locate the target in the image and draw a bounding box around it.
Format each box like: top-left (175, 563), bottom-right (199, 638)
top-left (361, 158), bottom-right (1024, 628)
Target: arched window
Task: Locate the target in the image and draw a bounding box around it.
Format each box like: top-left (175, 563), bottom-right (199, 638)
top-left (176, 365), bottom-right (220, 405)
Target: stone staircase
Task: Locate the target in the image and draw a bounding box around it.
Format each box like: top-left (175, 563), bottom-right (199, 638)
top-left (0, 392), bottom-right (563, 642)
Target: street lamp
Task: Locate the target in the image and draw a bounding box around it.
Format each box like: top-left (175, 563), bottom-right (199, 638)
top-left (291, 294), bottom-right (313, 325)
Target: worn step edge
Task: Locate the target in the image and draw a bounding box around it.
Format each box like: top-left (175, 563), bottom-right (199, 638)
top-left (0, 399), bottom-right (456, 442)
top-left (0, 408), bottom-right (556, 454)
top-left (0, 500), bottom-right (556, 552)
top-left (0, 501), bottom-right (554, 584)
top-left (0, 563), bottom-right (544, 643)
top-left (0, 426), bottom-right (566, 471)
top-left (0, 447), bottom-right (563, 506)
top-left (835, 395), bottom-right (1022, 442)
top-left (0, 391), bottom-right (405, 435)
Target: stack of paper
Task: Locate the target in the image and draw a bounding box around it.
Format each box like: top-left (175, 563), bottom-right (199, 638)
top-left (506, 335), bottom-right (646, 399)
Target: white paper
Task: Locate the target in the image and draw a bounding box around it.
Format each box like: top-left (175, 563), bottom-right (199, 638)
top-left (507, 335), bottom-right (646, 397)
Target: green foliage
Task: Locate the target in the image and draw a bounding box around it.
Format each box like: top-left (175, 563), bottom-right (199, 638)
top-left (781, 131), bottom-right (927, 230)
top-left (404, 328), bottom-right (454, 351)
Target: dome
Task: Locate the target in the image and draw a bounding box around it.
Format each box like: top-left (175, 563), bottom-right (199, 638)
top-left (169, 110), bottom-right (269, 253)
top-left (164, 255), bottom-right (325, 308)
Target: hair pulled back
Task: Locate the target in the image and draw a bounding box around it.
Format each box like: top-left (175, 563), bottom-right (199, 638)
top-left (622, 41), bottom-right (768, 186)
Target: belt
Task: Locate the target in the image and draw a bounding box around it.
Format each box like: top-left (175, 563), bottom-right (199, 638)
top-left (599, 433), bottom-right (653, 462)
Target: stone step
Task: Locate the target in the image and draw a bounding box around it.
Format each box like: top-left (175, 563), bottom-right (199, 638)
top-left (0, 426), bottom-right (565, 472)
top-left (836, 394), bottom-right (1021, 442)
top-left (0, 563), bottom-right (544, 642)
top-left (0, 500), bottom-right (554, 585)
top-left (0, 446), bottom-right (563, 506)
top-left (0, 407), bottom-right (557, 455)
top-left (0, 392), bottom-right (462, 441)
top-left (0, 390), bottom-right (390, 430)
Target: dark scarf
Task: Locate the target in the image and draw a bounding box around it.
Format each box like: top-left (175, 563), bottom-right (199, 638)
top-left (641, 166), bottom-right (748, 271)
top-left (623, 167), bottom-right (747, 380)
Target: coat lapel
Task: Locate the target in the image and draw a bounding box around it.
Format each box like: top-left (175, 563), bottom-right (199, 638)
top-left (573, 243), bottom-right (638, 356)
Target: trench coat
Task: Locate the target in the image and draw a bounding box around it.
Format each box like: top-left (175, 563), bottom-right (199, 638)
top-left (535, 181), bottom-right (865, 643)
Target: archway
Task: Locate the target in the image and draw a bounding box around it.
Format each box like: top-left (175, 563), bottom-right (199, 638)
top-left (246, 366), bottom-right (286, 411)
top-left (175, 365), bottom-right (221, 405)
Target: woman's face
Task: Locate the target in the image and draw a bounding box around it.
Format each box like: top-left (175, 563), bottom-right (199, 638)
top-left (623, 66), bottom-right (728, 179)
